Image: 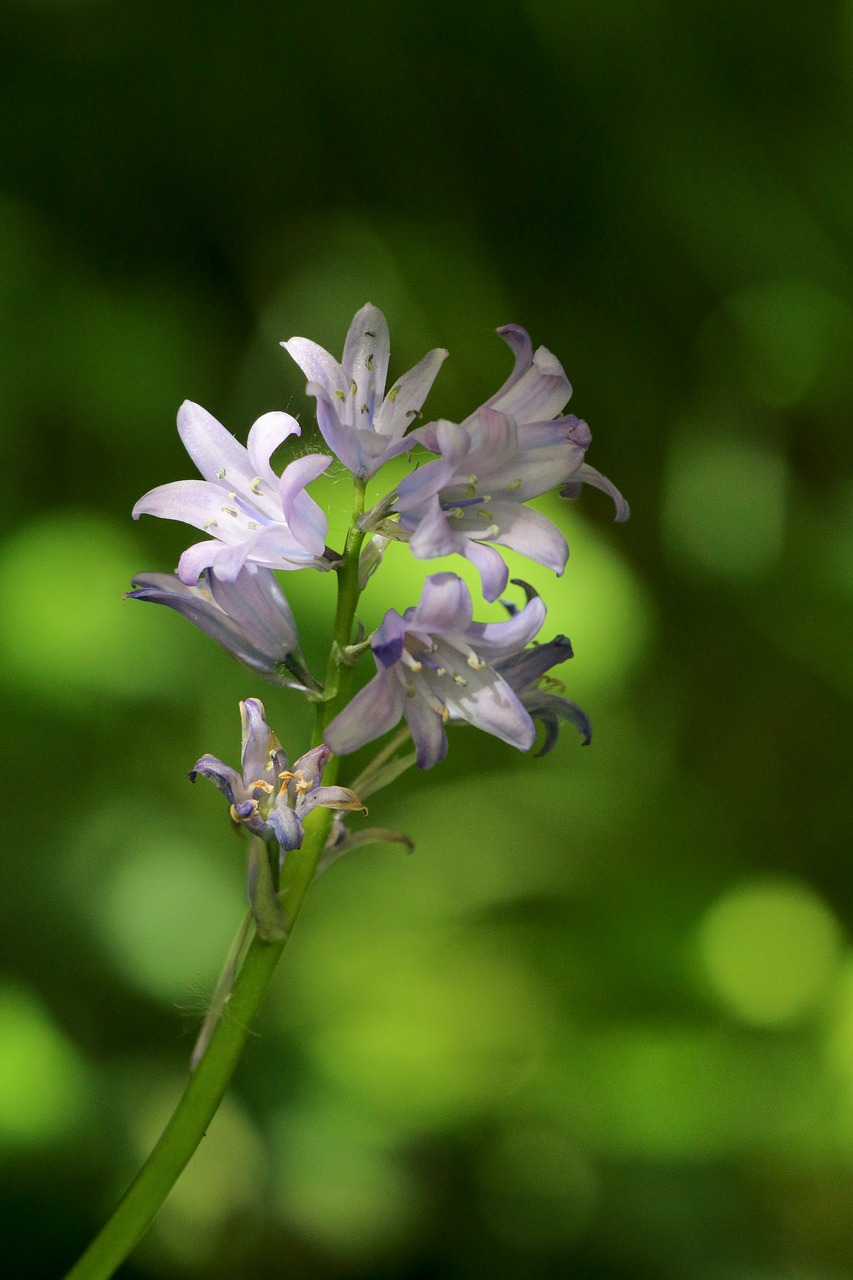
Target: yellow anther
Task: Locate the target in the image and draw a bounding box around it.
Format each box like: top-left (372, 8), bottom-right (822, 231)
top-left (451, 507), bottom-right (464, 519)
top-left (436, 666), bottom-right (447, 677)
top-left (366, 354), bottom-right (374, 371)
top-left (466, 484), bottom-right (477, 499)
top-left (222, 505), bottom-right (239, 518)
top-left (203, 518), bottom-right (219, 530)
top-left (441, 705), bottom-right (450, 723)
top-left (478, 508), bottom-right (493, 521)
top-left (350, 378), bottom-right (358, 397)
top-left (217, 467), bottom-right (226, 479)
top-left (388, 386), bottom-right (400, 403)
top-left (250, 476), bottom-right (264, 494)
top-left (507, 478), bottom-right (521, 490)
top-left (250, 779), bottom-right (274, 795)
top-left (248, 521), bottom-right (260, 530)
top-left (334, 388), bottom-right (346, 401)
top-left (360, 402), bottom-right (369, 415)
top-left (452, 673), bottom-right (468, 687)
top-left (467, 653), bottom-right (485, 669)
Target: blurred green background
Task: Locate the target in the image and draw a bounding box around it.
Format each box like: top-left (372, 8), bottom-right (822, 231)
top-left (1, 1), bottom-right (852, 1276)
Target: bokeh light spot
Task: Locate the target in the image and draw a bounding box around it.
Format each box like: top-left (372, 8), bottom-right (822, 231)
top-left (663, 428), bottom-right (787, 579)
top-left (0, 511), bottom-right (193, 701)
top-left (270, 1101), bottom-right (421, 1259)
top-left (90, 836), bottom-right (244, 1003)
top-left (725, 278), bottom-right (852, 408)
top-left (0, 985), bottom-right (89, 1146)
top-left (697, 880), bottom-right (843, 1026)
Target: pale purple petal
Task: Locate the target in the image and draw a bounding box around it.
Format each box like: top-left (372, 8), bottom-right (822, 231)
top-left (374, 347), bottom-right (449, 441)
top-left (324, 669), bottom-right (405, 755)
top-left (396, 449), bottom-right (462, 513)
top-left (561, 463), bottom-right (631, 521)
top-left (440, 668), bottom-right (535, 751)
top-left (177, 401), bottom-right (255, 489)
top-left (241, 698), bottom-right (277, 783)
top-left (410, 572), bottom-right (473, 633)
top-left (281, 337), bottom-right (350, 404)
top-left (463, 539), bottom-right (509, 603)
top-left (208, 566), bottom-right (299, 656)
top-left (488, 344), bottom-right (572, 423)
top-left (278, 453), bottom-right (331, 553)
top-left (291, 744), bottom-right (331, 790)
top-left (487, 504), bottom-right (569, 575)
top-left (247, 412), bottom-right (301, 489)
top-left (406, 496), bottom-right (458, 559)
top-left (402, 694), bottom-right (448, 769)
top-left (342, 303), bottom-right (390, 410)
top-left (312, 390), bottom-right (360, 470)
top-left (471, 595), bottom-right (548, 661)
top-left (178, 538), bottom-right (224, 583)
top-left (133, 480), bottom-right (248, 538)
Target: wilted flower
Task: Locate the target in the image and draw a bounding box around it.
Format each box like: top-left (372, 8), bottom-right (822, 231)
top-left (190, 698), bottom-right (365, 854)
top-left (388, 325), bottom-right (628, 601)
top-left (282, 302), bottom-right (448, 479)
top-left (324, 572), bottom-right (547, 768)
top-left (126, 565), bottom-right (319, 690)
top-left (133, 400), bottom-right (332, 583)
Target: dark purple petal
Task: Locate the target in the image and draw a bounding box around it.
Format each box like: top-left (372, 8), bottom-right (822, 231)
top-left (372, 610), bottom-right (406, 668)
top-left (524, 692), bottom-right (592, 753)
top-left (266, 803), bottom-right (304, 853)
top-left (494, 634), bottom-right (574, 688)
top-left (188, 754), bottom-right (244, 805)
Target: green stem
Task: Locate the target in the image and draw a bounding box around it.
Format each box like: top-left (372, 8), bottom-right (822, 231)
top-left (64, 478), bottom-right (369, 1280)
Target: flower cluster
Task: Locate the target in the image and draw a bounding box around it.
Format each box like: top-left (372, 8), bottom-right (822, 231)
top-left (131, 303), bottom-right (626, 877)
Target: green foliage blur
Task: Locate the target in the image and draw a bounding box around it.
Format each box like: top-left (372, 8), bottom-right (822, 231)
top-left (1, 1), bottom-right (851, 1276)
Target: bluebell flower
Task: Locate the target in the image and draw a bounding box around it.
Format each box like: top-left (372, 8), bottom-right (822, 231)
top-left (126, 565), bottom-right (320, 691)
top-left (282, 303), bottom-right (448, 480)
top-left (133, 401), bottom-right (333, 583)
top-left (388, 325), bottom-right (628, 601)
top-left (324, 573), bottom-right (547, 768)
top-left (191, 698), bottom-right (365, 854)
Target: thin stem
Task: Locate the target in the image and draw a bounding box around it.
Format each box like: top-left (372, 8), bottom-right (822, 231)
top-left (64, 476), bottom-right (370, 1280)
top-left (189, 907), bottom-right (253, 1070)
